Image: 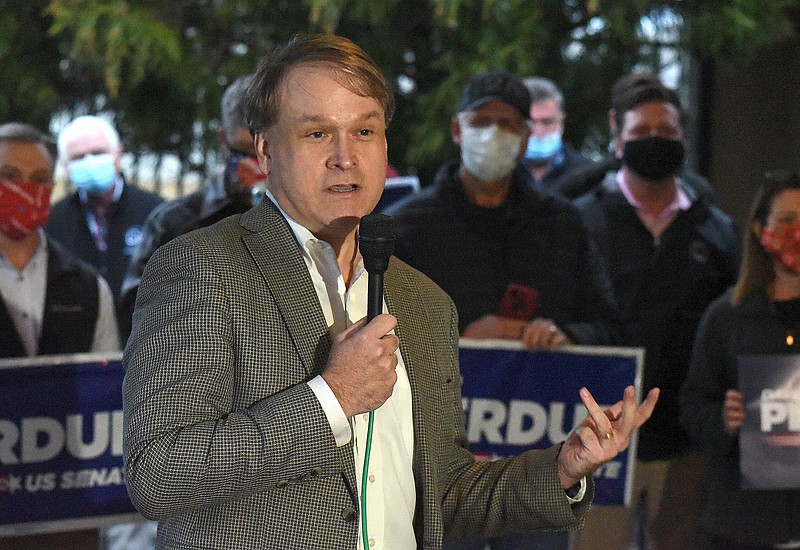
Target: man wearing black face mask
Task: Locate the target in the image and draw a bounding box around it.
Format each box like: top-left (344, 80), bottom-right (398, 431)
top-left (117, 75), bottom-right (265, 342)
top-left (557, 73), bottom-right (718, 203)
top-left (573, 74), bottom-right (741, 550)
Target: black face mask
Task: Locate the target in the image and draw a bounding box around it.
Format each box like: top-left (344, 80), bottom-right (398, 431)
top-left (622, 136), bottom-right (685, 181)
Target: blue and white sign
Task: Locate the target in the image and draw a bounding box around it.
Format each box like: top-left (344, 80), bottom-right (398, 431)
top-left (458, 340), bottom-right (644, 506)
top-left (0, 344), bottom-right (642, 535)
top-left (0, 353), bottom-right (141, 536)
top-left (738, 354), bottom-right (800, 490)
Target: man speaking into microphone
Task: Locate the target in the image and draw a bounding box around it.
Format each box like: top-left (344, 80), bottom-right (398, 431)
top-left (122, 34), bottom-right (658, 550)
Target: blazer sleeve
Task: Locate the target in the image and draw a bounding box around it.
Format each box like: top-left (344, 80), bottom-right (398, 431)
top-left (433, 283), bottom-right (591, 539)
top-left (122, 236), bottom-right (341, 519)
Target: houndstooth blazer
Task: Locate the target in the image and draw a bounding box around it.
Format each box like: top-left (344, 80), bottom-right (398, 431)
top-left (122, 198), bottom-right (590, 550)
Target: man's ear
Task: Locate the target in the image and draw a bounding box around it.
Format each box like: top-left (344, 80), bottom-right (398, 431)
top-left (608, 108), bottom-right (617, 136)
top-left (609, 109), bottom-right (625, 160)
top-left (614, 136), bottom-right (624, 160)
top-left (254, 132), bottom-right (270, 176)
top-left (113, 147), bottom-right (124, 173)
top-left (451, 117), bottom-right (461, 146)
top-left (216, 127), bottom-right (228, 151)
top-left (752, 220), bottom-right (764, 239)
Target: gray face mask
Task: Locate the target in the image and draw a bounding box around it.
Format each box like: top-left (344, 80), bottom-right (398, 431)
top-left (459, 121), bottom-right (523, 182)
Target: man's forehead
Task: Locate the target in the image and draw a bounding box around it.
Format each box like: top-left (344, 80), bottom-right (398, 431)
top-left (282, 64), bottom-right (383, 104)
top-left (531, 98), bottom-right (562, 113)
top-left (65, 127), bottom-right (112, 151)
top-left (0, 141), bottom-right (54, 169)
top-left (469, 100), bottom-right (526, 119)
top-left (624, 100), bottom-right (680, 121)
top-left (275, 75), bottom-right (385, 127)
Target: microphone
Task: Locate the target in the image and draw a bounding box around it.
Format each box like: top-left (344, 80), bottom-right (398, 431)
top-left (358, 214), bottom-right (395, 322)
top-left (356, 214), bottom-right (395, 550)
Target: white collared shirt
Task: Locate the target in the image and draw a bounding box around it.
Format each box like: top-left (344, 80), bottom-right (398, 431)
top-left (79, 175), bottom-right (124, 252)
top-left (266, 192), bottom-right (416, 550)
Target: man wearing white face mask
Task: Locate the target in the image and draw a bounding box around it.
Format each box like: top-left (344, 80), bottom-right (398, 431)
top-left (521, 77), bottom-right (594, 198)
top-left (387, 73), bottom-right (619, 550)
top-left (45, 115), bottom-right (163, 304)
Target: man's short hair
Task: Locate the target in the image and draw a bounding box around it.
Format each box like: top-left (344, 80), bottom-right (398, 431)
top-left (221, 75), bottom-right (253, 139)
top-left (245, 34), bottom-right (395, 134)
top-left (0, 122), bottom-right (57, 163)
top-left (57, 115), bottom-right (121, 161)
top-left (611, 71), bottom-right (683, 134)
top-left (522, 77), bottom-right (564, 111)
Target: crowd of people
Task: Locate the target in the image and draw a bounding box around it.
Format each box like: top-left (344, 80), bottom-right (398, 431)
top-left (1, 32), bottom-right (798, 550)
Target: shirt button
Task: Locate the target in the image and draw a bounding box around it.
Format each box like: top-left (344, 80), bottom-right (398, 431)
top-left (368, 538), bottom-right (375, 547)
top-left (368, 474), bottom-right (375, 483)
top-left (362, 414), bottom-right (369, 422)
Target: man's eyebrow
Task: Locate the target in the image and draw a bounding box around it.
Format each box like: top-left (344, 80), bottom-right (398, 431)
top-left (294, 110), bottom-right (384, 124)
top-left (359, 111), bottom-right (383, 122)
top-left (0, 165), bottom-right (21, 175)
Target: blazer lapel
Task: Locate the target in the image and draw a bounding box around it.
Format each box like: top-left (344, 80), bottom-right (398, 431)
top-left (239, 200), bottom-right (332, 378)
top-left (239, 201), bottom-right (359, 502)
top-left (384, 259), bottom-right (444, 534)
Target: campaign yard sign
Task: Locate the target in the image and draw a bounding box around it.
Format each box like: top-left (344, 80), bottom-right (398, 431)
top-left (0, 353), bottom-right (142, 536)
top-left (458, 340), bottom-right (644, 506)
top-left (738, 354), bottom-right (800, 490)
top-left (0, 344), bottom-right (643, 535)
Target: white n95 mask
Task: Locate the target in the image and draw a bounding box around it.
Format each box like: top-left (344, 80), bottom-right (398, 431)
top-left (459, 124), bottom-right (523, 182)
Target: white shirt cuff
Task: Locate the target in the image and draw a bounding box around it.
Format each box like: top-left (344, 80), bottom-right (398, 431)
top-left (564, 476), bottom-right (587, 504)
top-left (307, 375), bottom-right (351, 447)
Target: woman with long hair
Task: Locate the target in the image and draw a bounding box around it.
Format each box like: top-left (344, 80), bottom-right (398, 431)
top-left (680, 169), bottom-right (800, 549)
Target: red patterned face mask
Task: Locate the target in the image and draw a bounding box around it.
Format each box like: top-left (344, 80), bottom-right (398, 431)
top-left (761, 223), bottom-right (800, 274)
top-left (226, 149), bottom-right (267, 192)
top-left (0, 179), bottom-right (52, 241)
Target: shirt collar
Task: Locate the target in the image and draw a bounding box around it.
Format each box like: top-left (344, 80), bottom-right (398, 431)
top-left (616, 170), bottom-right (692, 212)
top-left (0, 228), bottom-right (48, 271)
top-left (263, 189), bottom-right (366, 275)
top-left (264, 189), bottom-right (315, 252)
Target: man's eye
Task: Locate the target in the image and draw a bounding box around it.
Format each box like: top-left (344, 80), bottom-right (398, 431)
top-left (359, 129), bottom-right (373, 136)
top-left (309, 131), bottom-right (324, 139)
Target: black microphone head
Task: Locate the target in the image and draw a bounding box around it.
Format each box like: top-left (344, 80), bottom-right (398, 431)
top-left (359, 213), bottom-right (395, 275)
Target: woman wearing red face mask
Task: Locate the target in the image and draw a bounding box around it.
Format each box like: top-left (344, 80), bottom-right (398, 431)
top-left (680, 170), bottom-right (800, 550)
